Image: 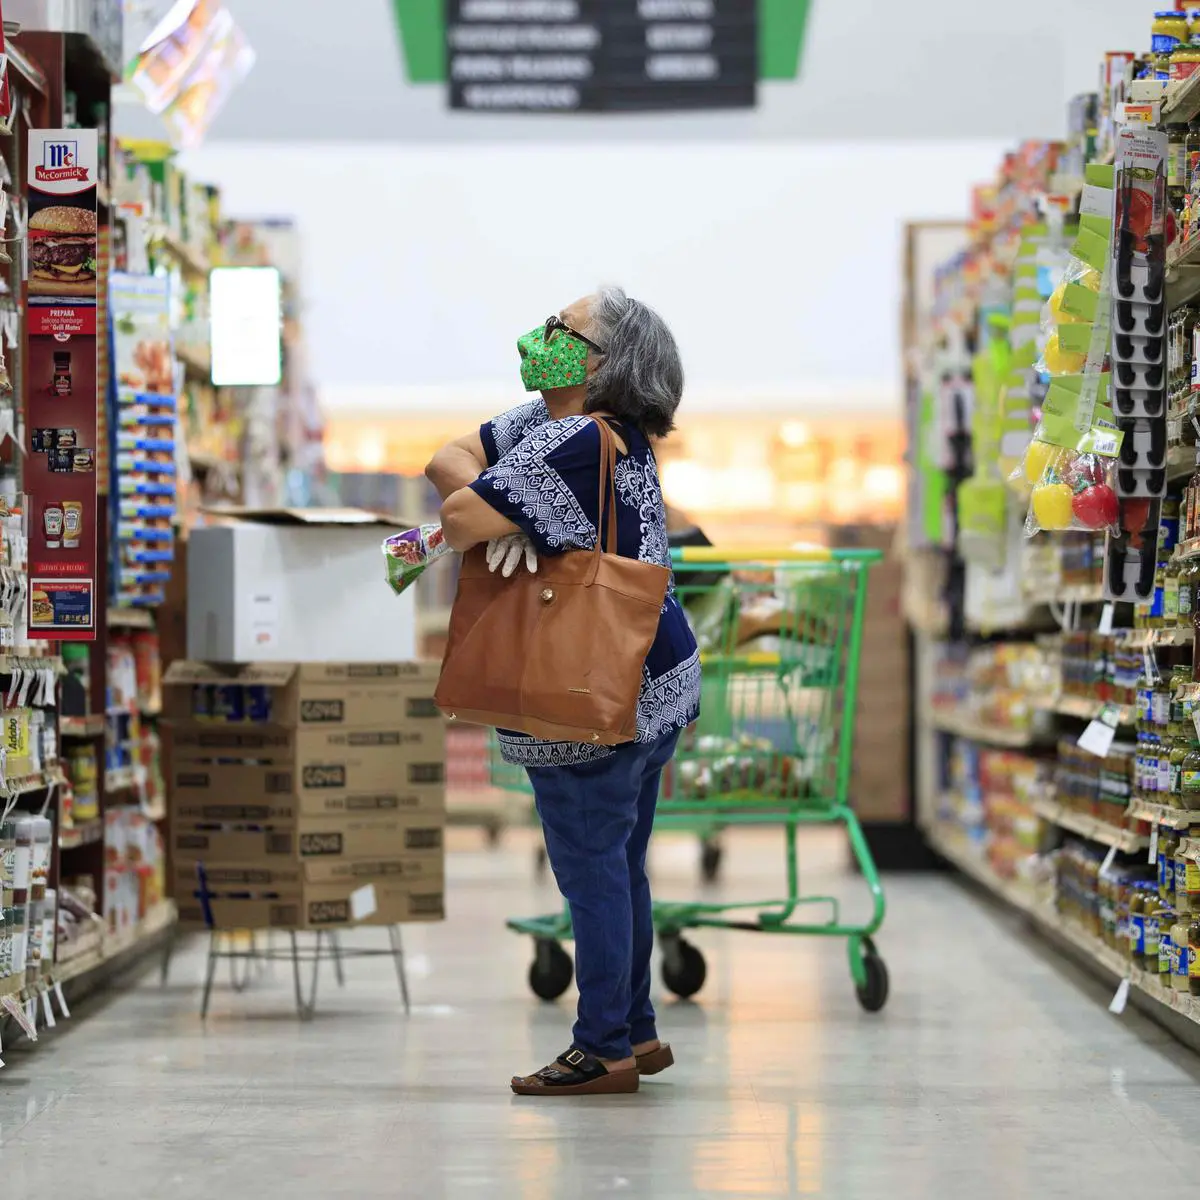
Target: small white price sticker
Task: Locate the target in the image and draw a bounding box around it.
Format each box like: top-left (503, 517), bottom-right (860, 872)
top-left (1098, 603), bottom-right (1116, 635)
top-left (1079, 705), bottom-right (1119, 758)
top-left (1150, 825), bottom-right (1159, 865)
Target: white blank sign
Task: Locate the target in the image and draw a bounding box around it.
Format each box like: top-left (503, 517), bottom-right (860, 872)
top-left (210, 266), bottom-right (282, 386)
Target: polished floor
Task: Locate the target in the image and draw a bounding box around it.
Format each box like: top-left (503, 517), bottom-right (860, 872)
top-left (0, 827), bottom-right (1194, 1197)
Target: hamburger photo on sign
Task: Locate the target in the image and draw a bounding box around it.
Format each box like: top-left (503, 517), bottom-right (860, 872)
top-left (28, 205), bottom-right (97, 297)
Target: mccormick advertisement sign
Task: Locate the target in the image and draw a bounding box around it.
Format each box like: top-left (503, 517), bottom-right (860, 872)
top-left (26, 129), bottom-right (99, 640)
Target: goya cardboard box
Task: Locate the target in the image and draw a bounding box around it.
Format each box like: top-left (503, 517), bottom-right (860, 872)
top-left (162, 660), bottom-right (442, 730)
top-left (171, 814), bottom-right (445, 864)
top-left (169, 762), bottom-right (445, 820)
top-left (174, 875), bottom-right (445, 930)
top-left (164, 723), bottom-right (445, 797)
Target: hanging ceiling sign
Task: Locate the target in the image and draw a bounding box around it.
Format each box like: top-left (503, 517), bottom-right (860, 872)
top-left (445, 0), bottom-right (759, 112)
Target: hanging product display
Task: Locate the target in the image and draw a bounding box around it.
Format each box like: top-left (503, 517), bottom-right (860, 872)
top-left (25, 129), bottom-right (99, 640)
top-left (110, 273), bottom-right (177, 608)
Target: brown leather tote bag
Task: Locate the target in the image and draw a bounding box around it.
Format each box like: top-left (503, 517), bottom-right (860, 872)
top-left (435, 417), bottom-right (670, 746)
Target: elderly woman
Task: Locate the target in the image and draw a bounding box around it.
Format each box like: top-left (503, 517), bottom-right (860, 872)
top-left (426, 286), bottom-right (700, 1097)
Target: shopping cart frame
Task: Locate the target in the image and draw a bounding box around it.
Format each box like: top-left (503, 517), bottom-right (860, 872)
top-left (505, 547), bottom-right (888, 1012)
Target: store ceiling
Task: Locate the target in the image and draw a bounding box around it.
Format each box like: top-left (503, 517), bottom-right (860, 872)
top-left (123, 0), bottom-right (1148, 146)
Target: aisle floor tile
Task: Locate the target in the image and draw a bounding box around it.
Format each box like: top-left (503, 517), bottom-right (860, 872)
top-left (0, 828), bottom-right (1193, 1197)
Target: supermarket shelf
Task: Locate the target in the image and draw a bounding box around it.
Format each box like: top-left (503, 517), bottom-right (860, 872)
top-left (60, 714), bottom-right (104, 738)
top-left (1032, 797), bottom-right (1148, 852)
top-left (1040, 694), bottom-right (1138, 725)
top-left (5, 37), bottom-right (48, 95)
top-left (926, 825), bottom-right (1045, 914)
top-left (59, 819), bottom-right (103, 851)
top-left (925, 709), bottom-right (1041, 747)
top-left (1165, 69), bottom-right (1200, 125)
top-left (1121, 626), bottom-right (1194, 647)
top-left (1024, 582), bottom-right (1105, 605)
top-left (1128, 796), bottom-right (1196, 829)
top-left (927, 823), bottom-right (1200, 1028)
top-left (0, 654), bottom-right (63, 676)
top-left (148, 227), bottom-right (210, 277)
top-left (1169, 444), bottom-right (1195, 484)
top-left (5, 770), bottom-right (66, 796)
top-left (104, 766), bottom-right (137, 792)
top-left (51, 901), bottom-right (176, 990)
top-left (107, 607), bottom-right (155, 630)
top-left (175, 343), bottom-right (212, 380)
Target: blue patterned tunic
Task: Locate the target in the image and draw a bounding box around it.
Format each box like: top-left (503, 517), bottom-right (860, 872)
top-left (474, 402), bottom-right (701, 767)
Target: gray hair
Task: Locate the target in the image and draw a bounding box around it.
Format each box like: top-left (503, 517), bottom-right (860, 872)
top-left (584, 286), bottom-right (683, 438)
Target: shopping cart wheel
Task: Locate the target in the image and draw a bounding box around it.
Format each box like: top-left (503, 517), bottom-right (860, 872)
top-left (528, 939), bottom-right (573, 1001)
top-left (700, 838), bottom-right (722, 884)
top-left (854, 940), bottom-right (889, 1013)
top-left (660, 936), bottom-right (706, 999)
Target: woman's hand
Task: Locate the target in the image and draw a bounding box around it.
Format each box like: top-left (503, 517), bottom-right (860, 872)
top-left (486, 534), bottom-right (538, 577)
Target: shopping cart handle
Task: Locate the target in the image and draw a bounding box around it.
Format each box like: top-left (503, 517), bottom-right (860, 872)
top-left (671, 547), bottom-right (882, 564)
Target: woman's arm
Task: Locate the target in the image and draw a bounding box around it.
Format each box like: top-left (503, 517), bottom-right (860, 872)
top-left (425, 432), bottom-right (488, 501)
top-left (440, 486), bottom-right (521, 551)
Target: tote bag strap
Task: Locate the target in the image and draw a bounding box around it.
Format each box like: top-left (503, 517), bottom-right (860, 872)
top-left (586, 415), bottom-right (620, 585)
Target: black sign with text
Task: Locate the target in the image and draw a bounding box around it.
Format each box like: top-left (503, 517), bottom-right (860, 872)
top-left (447, 0), bottom-right (758, 113)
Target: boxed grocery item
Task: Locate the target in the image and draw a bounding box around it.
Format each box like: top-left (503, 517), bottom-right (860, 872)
top-left (161, 659), bottom-right (441, 728)
top-left (164, 722), bottom-right (445, 793)
top-left (169, 762), bottom-right (445, 820)
top-left (171, 813), bottom-right (445, 863)
top-left (174, 872), bottom-right (445, 930)
top-left (186, 508), bottom-right (418, 663)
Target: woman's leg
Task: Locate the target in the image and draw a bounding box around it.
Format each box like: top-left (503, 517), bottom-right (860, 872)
top-left (626, 731), bottom-right (681, 1048)
top-left (528, 747), bottom-right (645, 1061)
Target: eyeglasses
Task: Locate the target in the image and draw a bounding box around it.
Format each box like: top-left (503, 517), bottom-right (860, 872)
top-left (544, 314), bottom-right (606, 355)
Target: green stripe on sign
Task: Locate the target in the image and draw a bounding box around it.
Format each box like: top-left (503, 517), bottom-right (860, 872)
top-left (391, 0), bottom-right (444, 83)
top-left (392, 1), bottom-right (813, 84)
top-left (760, 0), bottom-right (812, 80)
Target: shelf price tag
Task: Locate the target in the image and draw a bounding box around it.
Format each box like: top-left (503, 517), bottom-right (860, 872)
top-left (52, 981), bottom-right (70, 1018)
top-left (1109, 976), bottom-right (1131, 1015)
top-left (1098, 603), bottom-right (1116, 635)
top-left (39, 988), bottom-right (55, 1029)
top-left (1150, 824), bottom-right (1159, 866)
top-left (1079, 704), bottom-right (1120, 758)
top-left (1101, 845), bottom-right (1118, 874)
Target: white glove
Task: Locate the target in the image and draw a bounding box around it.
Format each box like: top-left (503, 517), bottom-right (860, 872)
top-left (486, 534), bottom-right (538, 578)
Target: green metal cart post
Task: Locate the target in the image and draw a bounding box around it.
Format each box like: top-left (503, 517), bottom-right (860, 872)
top-left (502, 546), bottom-right (889, 1013)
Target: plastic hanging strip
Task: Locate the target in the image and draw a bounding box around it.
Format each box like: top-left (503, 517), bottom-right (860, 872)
top-left (1075, 250), bottom-right (1113, 437)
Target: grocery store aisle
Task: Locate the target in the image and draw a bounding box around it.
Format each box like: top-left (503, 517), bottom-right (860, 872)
top-left (0, 830), bottom-right (1193, 1198)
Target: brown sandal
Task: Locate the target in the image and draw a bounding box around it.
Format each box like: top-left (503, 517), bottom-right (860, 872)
top-left (511, 1048), bottom-right (640, 1096)
top-left (636, 1043), bottom-right (674, 1076)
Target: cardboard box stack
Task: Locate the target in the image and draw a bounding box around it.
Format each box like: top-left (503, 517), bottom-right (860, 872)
top-left (164, 661), bottom-right (446, 930)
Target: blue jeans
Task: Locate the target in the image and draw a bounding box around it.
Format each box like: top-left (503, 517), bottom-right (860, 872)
top-left (526, 729), bottom-right (681, 1060)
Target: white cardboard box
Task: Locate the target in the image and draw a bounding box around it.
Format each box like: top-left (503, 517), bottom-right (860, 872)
top-left (187, 508), bottom-right (418, 663)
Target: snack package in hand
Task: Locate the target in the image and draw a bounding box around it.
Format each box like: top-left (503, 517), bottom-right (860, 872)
top-left (382, 524), bottom-right (453, 596)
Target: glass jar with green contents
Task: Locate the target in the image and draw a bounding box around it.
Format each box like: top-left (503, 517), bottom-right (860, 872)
top-left (1181, 557), bottom-right (1197, 627)
top-left (1146, 901), bottom-right (1164, 971)
top-left (1183, 743), bottom-right (1200, 808)
top-left (1166, 557), bottom-right (1182, 626)
top-left (1130, 883), bottom-right (1151, 964)
top-left (1172, 735), bottom-right (1191, 805)
top-left (1160, 905), bottom-right (1177, 987)
top-left (1174, 914), bottom-right (1193, 991)
top-left (1163, 826), bottom-right (1181, 901)
top-left (1176, 838), bottom-right (1192, 913)
top-left (1171, 662), bottom-right (1191, 736)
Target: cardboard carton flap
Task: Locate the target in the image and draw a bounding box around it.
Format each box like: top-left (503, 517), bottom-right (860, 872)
top-left (163, 660), bottom-right (298, 687)
top-left (200, 506), bottom-right (414, 528)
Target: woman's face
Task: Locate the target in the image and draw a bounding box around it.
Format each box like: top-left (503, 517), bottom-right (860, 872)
top-left (561, 295), bottom-right (601, 378)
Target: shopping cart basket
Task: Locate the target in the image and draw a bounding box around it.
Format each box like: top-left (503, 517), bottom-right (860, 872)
top-left (502, 546), bottom-right (889, 1013)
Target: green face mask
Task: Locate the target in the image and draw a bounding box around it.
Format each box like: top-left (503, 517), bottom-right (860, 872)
top-left (517, 323), bottom-right (590, 393)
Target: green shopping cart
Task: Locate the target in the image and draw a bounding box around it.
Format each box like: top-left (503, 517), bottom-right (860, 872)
top-left (500, 546), bottom-right (889, 1013)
